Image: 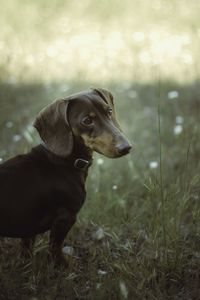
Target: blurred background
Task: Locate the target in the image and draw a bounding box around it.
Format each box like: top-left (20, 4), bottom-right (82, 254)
top-left (1, 0), bottom-right (199, 83)
top-left (1, 1), bottom-right (200, 299)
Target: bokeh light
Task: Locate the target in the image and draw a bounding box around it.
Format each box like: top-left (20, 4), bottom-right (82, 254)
top-left (0, 0), bottom-right (200, 84)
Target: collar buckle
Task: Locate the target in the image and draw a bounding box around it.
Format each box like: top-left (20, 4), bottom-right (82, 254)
top-left (74, 158), bottom-right (90, 170)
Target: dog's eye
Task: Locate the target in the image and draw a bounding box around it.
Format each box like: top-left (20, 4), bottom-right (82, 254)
top-left (107, 108), bottom-right (112, 117)
top-left (82, 116), bottom-right (94, 126)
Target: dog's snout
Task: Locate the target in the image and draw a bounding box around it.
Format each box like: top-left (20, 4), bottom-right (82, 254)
top-left (116, 142), bottom-right (132, 156)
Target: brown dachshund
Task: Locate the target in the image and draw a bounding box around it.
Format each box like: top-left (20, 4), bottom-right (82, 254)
top-left (0, 88), bottom-right (132, 265)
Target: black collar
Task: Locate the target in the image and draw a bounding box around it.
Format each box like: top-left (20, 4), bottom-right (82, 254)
top-left (74, 158), bottom-right (93, 170)
top-left (40, 141), bottom-right (93, 171)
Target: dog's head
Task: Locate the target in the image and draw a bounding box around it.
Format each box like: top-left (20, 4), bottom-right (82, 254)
top-left (34, 88), bottom-right (132, 158)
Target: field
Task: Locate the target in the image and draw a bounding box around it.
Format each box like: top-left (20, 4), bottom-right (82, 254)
top-left (0, 0), bottom-right (200, 299)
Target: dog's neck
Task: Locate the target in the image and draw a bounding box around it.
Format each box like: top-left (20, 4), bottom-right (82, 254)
top-left (40, 140), bottom-right (93, 172)
top-left (72, 138), bottom-right (92, 158)
top-left (70, 140), bottom-right (93, 171)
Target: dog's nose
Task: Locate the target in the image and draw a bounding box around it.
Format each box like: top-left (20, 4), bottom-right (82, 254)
top-left (116, 143), bottom-right (132, 155)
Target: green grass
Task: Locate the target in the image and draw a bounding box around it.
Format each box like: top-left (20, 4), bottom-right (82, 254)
top-left (1, 0), bottom-right (200, 299)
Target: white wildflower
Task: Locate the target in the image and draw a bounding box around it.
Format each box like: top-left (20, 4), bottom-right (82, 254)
top-left (168, 91), bottom-right (179, 99)
top-left (173, 125), bottom-right (183, 135)
top-left (97, 158), bottom-right (104, 165)
top-left (149, 161), bottom-right (158, 169)
top-left (62, 245), bottom-right (74, 256)
top-left (112, 185), bottom-right (118, 190)
top-left (98, 269), bottom-right (107, 275)
top-left (175, 116), bottom-right (184, 124)
top-left (6, 121), bottom-right (13, 128)
top-left (0, 158), bottom-right (3, 163)
top-left (13, 134), bottom-right (22, 142)
top-left (92, 227), bottom-right (105, 240)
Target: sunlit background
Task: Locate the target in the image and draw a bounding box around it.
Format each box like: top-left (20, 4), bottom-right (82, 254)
top-left (1, 0), bottom-right (200, 84)
top-left (1, 1), bottom-right (200, 299)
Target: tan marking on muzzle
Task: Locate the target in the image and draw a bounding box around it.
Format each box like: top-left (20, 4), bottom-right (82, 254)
top-left (81, 134), bottom-right (95, 149)
top-left (81, 132), bottom-right (118, 157)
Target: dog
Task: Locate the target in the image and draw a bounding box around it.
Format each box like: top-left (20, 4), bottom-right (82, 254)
top-left (0, 87), bottom-right (132, 265)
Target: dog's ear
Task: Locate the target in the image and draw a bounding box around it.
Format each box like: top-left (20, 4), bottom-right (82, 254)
top-left (33, 99), bottom-right (73, 157)
top-left (92, 87), bottom-right (122, 131)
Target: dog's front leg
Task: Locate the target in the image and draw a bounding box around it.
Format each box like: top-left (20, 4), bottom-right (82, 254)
top-left (49, 210), bottom-right (76, 266)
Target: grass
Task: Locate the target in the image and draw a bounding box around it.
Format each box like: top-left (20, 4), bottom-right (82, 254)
top-left (1, 0), bottom-right (200, 299)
